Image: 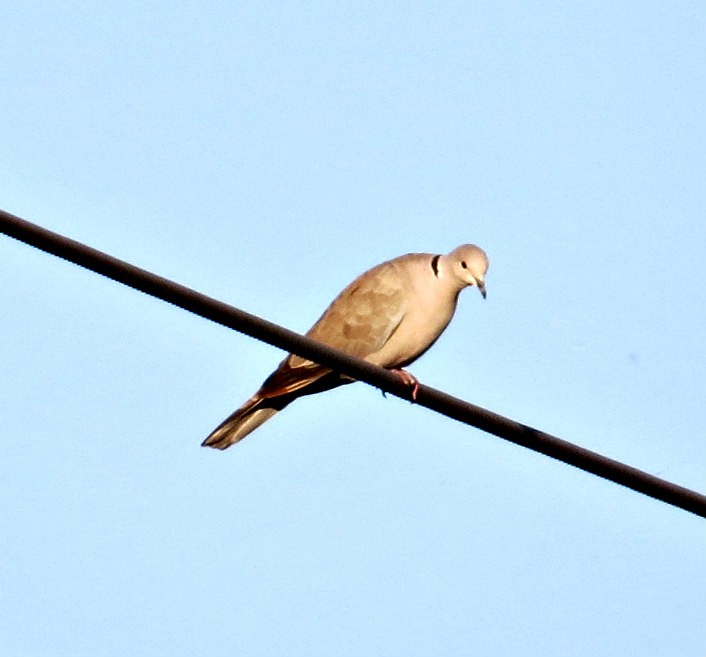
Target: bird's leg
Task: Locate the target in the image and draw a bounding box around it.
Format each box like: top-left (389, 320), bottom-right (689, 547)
top-left (390, 368), bottom-right (420, 401)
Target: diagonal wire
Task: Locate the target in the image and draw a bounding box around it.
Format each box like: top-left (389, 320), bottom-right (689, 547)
top-left (2, 207), bottom-right (705, 518)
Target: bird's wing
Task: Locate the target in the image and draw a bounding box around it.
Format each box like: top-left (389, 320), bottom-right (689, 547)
top-left (257, 259), bottom-right (409, 399)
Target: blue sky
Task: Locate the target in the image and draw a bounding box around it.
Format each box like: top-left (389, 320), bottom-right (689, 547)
top-left (2, 2), bottom-right (705, 655)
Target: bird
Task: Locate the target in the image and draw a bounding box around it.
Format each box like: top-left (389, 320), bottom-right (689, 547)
top-left (202, 244), bottom-right (489, 450)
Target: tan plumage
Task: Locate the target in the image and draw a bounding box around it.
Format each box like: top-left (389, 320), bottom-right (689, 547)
top-left (202, 244), bottom-right (489, 450)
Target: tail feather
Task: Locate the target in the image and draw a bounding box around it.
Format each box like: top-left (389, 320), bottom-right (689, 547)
top-left (202, 397), bottom-right (281, 450)
top-left (202, 371), bottom-right (346, 450)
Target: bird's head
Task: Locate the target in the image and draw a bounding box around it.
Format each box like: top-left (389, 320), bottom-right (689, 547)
top-left (443, 244), bottom-right (489, 298)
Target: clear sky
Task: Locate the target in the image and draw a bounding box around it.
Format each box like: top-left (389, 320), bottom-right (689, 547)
top-left (2, 2), bottom-right (705, 656)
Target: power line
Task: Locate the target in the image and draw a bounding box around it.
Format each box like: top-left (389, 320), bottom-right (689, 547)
top-left (2, 207), bottom-right (705, 519)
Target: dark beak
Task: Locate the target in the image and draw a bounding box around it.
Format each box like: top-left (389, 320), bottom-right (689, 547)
top-left (477, 280), bottom-right (487, 299)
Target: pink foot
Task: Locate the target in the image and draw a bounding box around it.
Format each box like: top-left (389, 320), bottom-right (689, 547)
top-left (391, 369), bottom-right (420, 401)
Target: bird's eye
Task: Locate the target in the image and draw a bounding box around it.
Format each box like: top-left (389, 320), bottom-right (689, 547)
top-left (460, 261), bottom-right (467, 269)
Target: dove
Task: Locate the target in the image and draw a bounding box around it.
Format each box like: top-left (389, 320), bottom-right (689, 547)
top-left (202, 244), bottom-right (489, 450)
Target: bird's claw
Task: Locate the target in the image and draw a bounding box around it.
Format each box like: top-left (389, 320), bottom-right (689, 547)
top-left (390, 369), bottom-right (420, 402)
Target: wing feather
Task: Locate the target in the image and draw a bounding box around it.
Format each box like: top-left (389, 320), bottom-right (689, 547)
top-left (258, 259), bottom-right (407, 399)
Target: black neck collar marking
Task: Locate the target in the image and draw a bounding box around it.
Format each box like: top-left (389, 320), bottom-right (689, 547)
top-left (430, 254), bottom-right (440, 277)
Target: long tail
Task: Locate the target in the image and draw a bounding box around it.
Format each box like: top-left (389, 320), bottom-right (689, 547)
top-left (201, 396), bottom-right (285, 450)
top-left (202, 371), bottom-right (345, 450)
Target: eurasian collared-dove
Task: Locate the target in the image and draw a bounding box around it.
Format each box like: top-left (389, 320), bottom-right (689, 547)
top-left (202, 244), bottom-right (489, 449)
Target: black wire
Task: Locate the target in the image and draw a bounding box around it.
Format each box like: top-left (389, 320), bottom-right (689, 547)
top-left (2, 207), bottom-right (705, 518)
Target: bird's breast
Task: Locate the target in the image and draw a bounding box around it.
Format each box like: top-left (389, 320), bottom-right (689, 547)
top-left (367, 284), bottom-right (458, 369)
